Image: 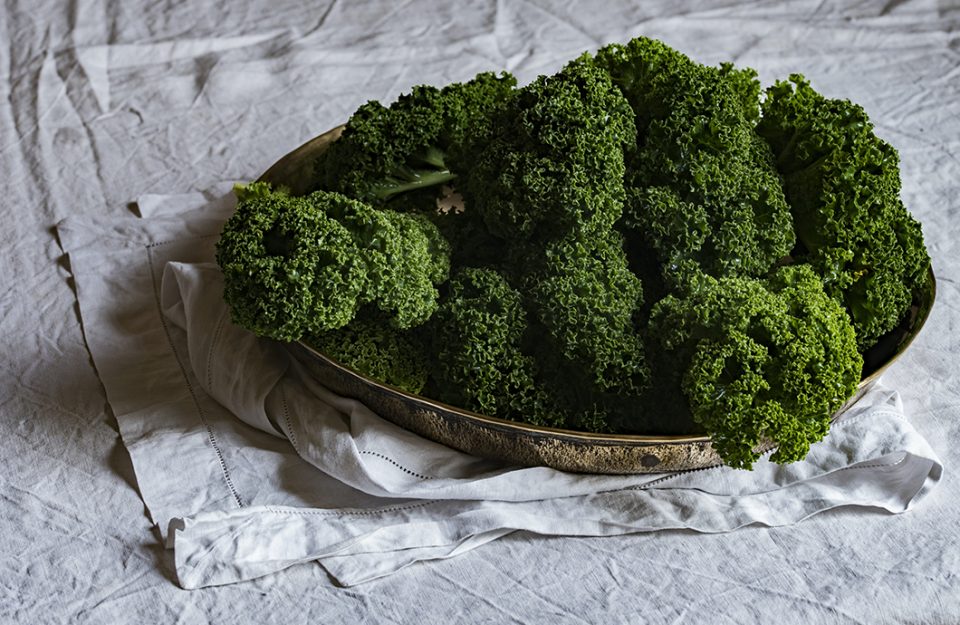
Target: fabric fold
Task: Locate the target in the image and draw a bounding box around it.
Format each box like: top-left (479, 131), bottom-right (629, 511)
top-left (168, 409), bottom-right (940, 587)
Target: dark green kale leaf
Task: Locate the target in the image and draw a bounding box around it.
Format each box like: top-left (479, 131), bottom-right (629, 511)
top-left (757, 74), bottom-right (930, 350)
top-left (648, 265), bottom-right (863, 469)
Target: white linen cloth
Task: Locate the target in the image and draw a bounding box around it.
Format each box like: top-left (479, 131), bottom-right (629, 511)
top-left (56, 186), bottom-right (942, 589)
top-left (4, 0), bottom-right (959, 621)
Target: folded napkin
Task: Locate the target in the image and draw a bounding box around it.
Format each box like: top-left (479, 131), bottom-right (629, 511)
top-left (57, 187), bottom-right (942, 589)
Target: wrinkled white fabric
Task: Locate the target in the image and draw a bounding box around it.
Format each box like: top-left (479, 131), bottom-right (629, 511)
top-left (6, 0), bottom-right (960, 622)
top-left (57, 191), bottom-right (940, 588)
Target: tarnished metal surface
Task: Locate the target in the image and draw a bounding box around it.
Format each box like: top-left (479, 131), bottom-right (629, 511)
top-left (261, 127), bottom-right (937, 474)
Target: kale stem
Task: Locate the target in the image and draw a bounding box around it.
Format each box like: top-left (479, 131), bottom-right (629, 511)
top-left (418, 146), bottom-right (448, 169)
top-left (371, 170), bottom-right (459, 201)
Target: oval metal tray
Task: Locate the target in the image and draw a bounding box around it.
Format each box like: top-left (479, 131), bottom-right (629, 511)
top-left (259, 126), bottom-right (936, 474)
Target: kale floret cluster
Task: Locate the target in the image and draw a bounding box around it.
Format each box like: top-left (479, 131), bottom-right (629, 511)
top-left (592, 37), bottom-right (795, 285)
top-left (305, 314), bottom-right (429, 395)
top-left (464, 60), bottom-right (635, 240)
top-left (216, 37), bottom-right (930, 469)
top-left (316, 72), bottom-right (516, 204)
top-left (216, 183), bottom-right (366, 340)
top-left (217, 182), bottom-right (449, 341)
top-left (431, 268), bottom-right (562, 427)
top-left (648, 266), bottom-right (862, 468)
top-left (756, 75), bottom-right (930, 350)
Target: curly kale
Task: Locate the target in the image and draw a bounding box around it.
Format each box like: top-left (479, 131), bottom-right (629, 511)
top-left (432, 204), bottom-right (510, 271)
top-left (218, 36), bottom-right (932, 470)
top-left (439, 71), bottom-right (519, 166)
top-left (382, 184), bottom-right (512, 272)
top-left (216, 183), bottom-right (366, 341)
top-left (648, 265), bottom-right (863, 469)
top-left (719, 62), bottom-right (762, 123)
top-left (757, 74), bottom-right (930, 350)
top-left (431, 268), bottom-right (563, 427)
top-left (464, 58), bottom-right (636, 240)
top-left (522, 229), bottom-right (648, 401)
top-left (316, 72), bottom-right (516, 204)
top-left (217, 183), bottom-right (450, 340)
top-left (593, 37), bottom-right (794, 283)
top-left (306, 315), bottom-right (429, 394)
top-left (318, 191), bottom-right (451, 329)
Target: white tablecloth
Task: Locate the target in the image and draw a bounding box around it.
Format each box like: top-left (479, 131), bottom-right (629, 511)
top-left (3, 0), bottom-right (959, 622)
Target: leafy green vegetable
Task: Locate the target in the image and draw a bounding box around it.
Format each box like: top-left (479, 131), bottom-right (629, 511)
top-left (649, 265), bottom-right (863, 468)
top-left (430, 268), bottom-right (562, 427)
top-left (464, 58), bottom-right (635, 241)
top-left (306, 315), bottom-right (429, 395)
top-left (593, 37), bottom-right (794, 284)
top-left (757, 74), bottom-right (930, 350)
top-left (217, 36), bottom-right (930, 469)
top-left (321, 193), bottom-right (451, 328)
top-left (216, 182), bottom-right (450, 341)
top-left (316, 72), bottom-right (516, 204)
top-left (216, 183), bottom-right (366, 341)
top-left (522, 229), bottom-right (647, 400)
